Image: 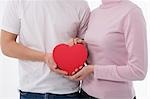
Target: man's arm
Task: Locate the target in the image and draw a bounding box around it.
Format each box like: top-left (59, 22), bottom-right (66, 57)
top-left (77, 1), bottom-right (90, 39)
top-left (1, 1), bottom-right (67, 75)
top-left (1, 30), bottom-right (45, 62)
top-left (1, 30), bottom-right (69, 75)
top-left (0, 1), bottom-right (45, 61)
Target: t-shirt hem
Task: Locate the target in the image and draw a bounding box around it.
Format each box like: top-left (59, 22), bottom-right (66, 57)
top-left (18, 87), bottom-right (79, 95)
top-left (0, 25), bottom-right (19, 35)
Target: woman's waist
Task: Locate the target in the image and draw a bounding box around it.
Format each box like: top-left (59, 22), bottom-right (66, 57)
top-left (82, 78), bottom-right (134, 98)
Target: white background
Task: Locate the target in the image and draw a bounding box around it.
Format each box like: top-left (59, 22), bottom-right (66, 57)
top-left (0, 0), bottom-right (150, 99)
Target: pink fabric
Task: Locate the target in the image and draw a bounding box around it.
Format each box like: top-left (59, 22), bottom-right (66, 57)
top-left (102, 0), bottom-right (122, 4)
top-left (83, 0), bottom-right (147, 99)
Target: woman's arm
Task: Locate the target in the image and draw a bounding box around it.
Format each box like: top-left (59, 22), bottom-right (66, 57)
top-left (94, 7), bottom-right (148, 81)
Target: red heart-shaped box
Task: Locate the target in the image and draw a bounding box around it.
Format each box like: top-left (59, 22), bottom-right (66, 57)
top-left (53, 44), bottom-right (88, 75)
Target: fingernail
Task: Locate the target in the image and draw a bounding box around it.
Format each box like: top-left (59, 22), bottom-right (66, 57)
top-left (79, 66), bottom-right (83, 69)
top-left (75, 68), bottom-right (78, 72)
top-left (72, 71), bottom-right (75, 75)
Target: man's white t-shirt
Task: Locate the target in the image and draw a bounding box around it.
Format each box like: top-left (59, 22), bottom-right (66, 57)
top-left (1, 0), bottom-right (90, 94)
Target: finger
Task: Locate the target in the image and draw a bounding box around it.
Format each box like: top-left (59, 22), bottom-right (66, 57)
top-left (77, 38), bottom-right (85, 44)
top-left (71, 72), bottom-right (81, 80)
top-left (71, 68), bottom-right (79, 75)
top-left (74, 38), bottom-right (78, 45)
top-left (71, 71), bottom-right (76, 75)
top-left (49, 65), bottom-right (57, 71)
top-left (77, 39), bottom-right (84, 44)
top-left (76, 38), bottom-right (81, 44)
top-left (75, 68), bottom-right (79, 72)
top-left (74, 38), bottom-right (80, 45)
top-left (79, 66), bottom-right (83, 69)
top-left (84, 63), bottom-right (88, 66)
top-left (63, 75), bottom-right (69, 78)
top-left (51, 67), bottom-right (56, 72)
top-left (73, 38), bottom-right (76, 45)
top-left (53, 65), bottom-right (57, 69)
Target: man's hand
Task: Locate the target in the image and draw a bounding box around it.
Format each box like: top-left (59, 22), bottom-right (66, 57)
top-left (66, 38), bottom-right (85, 46)
top-left (65, 65), bottom-right (94, 81)
top-left (73, 38), bottom-right (85, 45)
top-left (44, 53), bottom-right (68, 75)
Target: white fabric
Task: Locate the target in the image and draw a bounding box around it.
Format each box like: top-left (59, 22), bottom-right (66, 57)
top-left (0, 0), bottom-right (90, 94)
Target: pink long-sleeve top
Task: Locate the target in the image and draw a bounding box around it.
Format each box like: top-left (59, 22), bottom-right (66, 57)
top-left (82, 0), bottom-right (148, 99)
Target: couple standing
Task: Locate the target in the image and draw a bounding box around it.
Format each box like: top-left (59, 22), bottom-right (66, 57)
top-left (1, 0), bottom-right (147, 99)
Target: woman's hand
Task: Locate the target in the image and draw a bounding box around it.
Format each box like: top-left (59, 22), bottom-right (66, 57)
top-left (44, 53), bottom-right (68, 75)
top-left (65, 65), bottom-right (94, 81)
